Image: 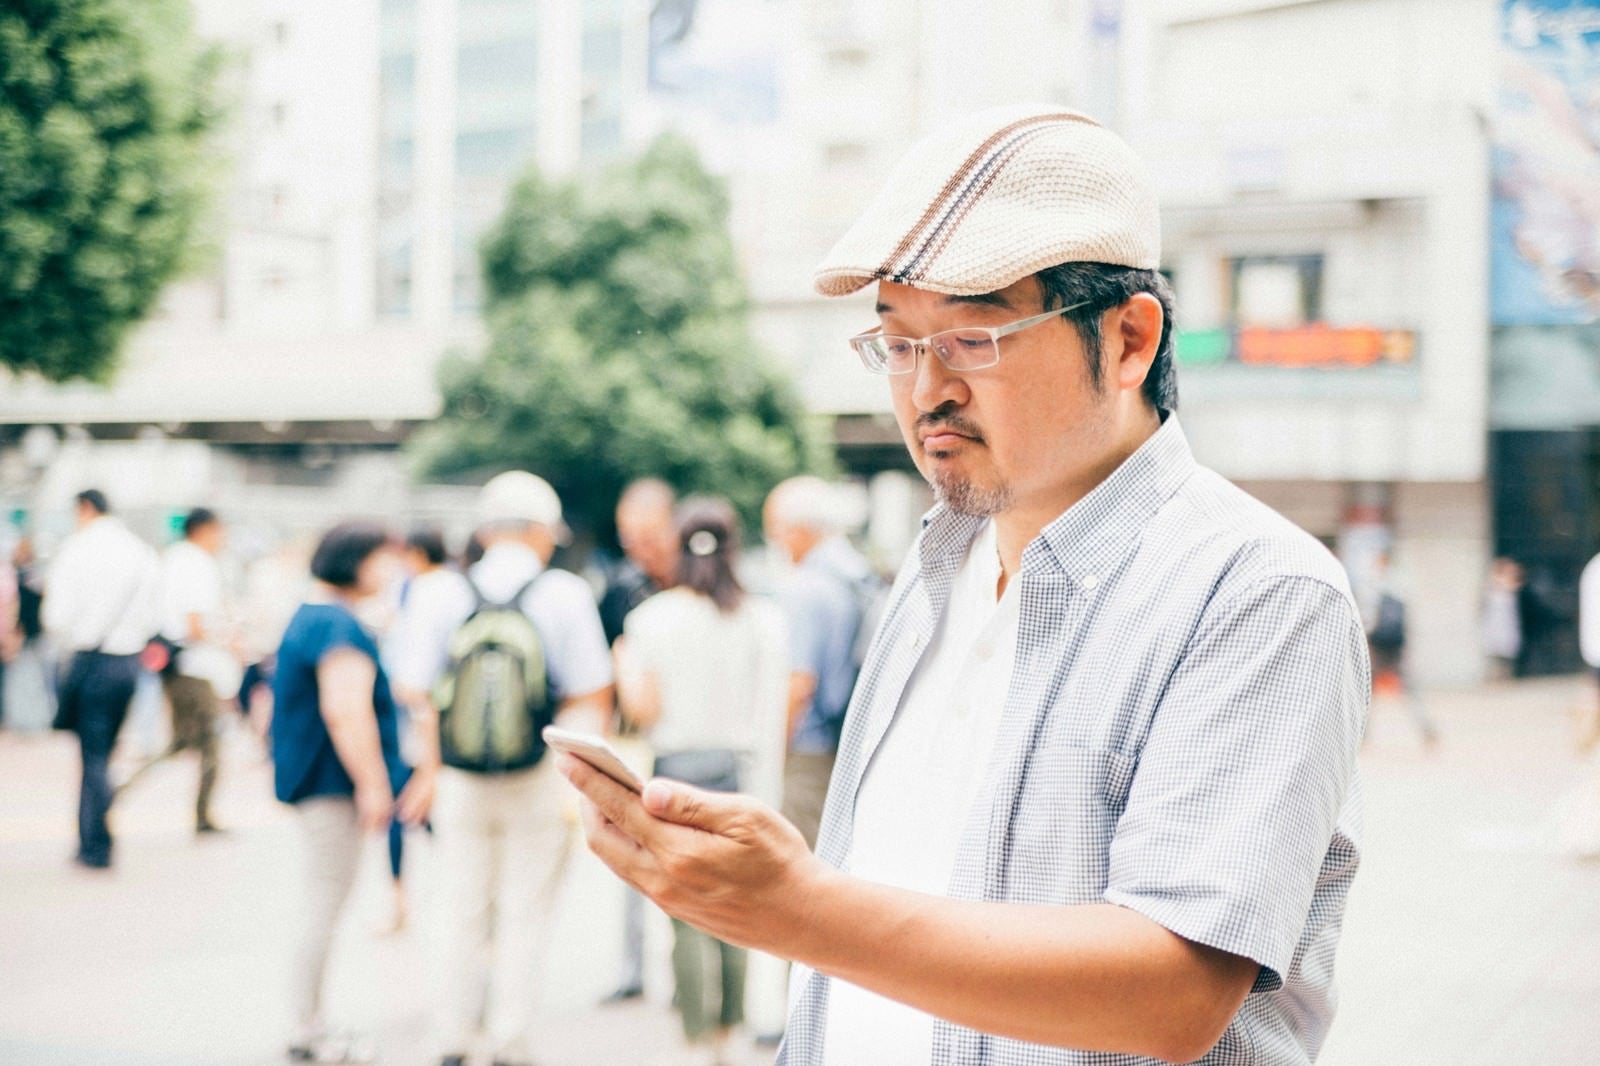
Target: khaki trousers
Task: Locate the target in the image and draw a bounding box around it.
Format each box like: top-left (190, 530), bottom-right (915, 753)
top-left (290, 796), bottom-right (362, 1038)
top-left (431, 761), bottom-right (571, 1064)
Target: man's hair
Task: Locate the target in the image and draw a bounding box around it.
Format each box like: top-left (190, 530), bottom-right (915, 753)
top-left (405, 526), bottom-right (448, 566)
top-left (75, 489), bottom-right (110, 515)
top-left (767, 476), bottom-right (846, 536)
top-left (1035, 262), bottom-right (1178, 412)
top-left (310, 521), bottom-right (391, 590)
top-left (183, 507), bottom-right (219, 539)
top-left (617, 477), bottom-right (676, 518)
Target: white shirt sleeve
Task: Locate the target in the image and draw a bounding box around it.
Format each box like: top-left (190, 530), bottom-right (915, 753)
top-left (532, 572), bottom-right (614, 702)
top-left (1581, 556), bottom-right (1600, 669)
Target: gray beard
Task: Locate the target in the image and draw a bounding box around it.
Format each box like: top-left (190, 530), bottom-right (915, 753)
top-left (930, 468), bottom-right (1013, 516)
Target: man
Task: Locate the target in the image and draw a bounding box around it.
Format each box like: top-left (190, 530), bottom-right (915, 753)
top-left (123, 508), bottom-right (237, 831)
top-left (599, 478), bottom-right (680, 645)
top-left (560, 105), bottom-right (1368, 1065)
top-left (391, 471), bottom-right (613, 1066)
top-left (44, 490), bottom-right (161, 870)
top-left (596, 477), bottom-right (679, 1005)
top-left (764, 476), bottom-right (873, 850)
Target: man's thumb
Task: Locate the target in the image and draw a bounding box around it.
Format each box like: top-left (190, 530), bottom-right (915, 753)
top-left (642, 778), bottom-right (731, 831)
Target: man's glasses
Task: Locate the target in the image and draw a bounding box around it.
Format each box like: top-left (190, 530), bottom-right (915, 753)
top-left (848, 301), bottom-right (1091, 375)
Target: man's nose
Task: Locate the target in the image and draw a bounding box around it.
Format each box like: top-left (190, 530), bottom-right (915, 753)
top-left (908, 342), bottom-right (970, 413)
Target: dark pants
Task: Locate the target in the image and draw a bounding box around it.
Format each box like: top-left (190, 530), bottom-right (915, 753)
top-left (62, 651), bottom-right (141, 866)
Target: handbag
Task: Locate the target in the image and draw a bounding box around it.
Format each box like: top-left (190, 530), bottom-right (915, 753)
top-left (652, 748), bottom-right (741, 793)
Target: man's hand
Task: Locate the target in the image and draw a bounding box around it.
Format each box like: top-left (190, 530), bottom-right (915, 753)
top-left (558, 752), bottom-right (828, 955)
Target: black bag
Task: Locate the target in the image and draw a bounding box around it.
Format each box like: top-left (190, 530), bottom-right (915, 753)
top-left (1368, 592), bottom-right (1406, 653)
top-left (652, 749), bottom-right (741, 793)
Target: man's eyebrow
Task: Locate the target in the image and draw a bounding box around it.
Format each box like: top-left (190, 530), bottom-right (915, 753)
top-left (875, 291), bottom-right (1013, 315)
top-left (943, 292), bottom-right (1013, 310)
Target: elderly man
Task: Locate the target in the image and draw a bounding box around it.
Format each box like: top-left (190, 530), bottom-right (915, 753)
top-left (561, 105), bottom-right (1368, 1065)
top-left (764, 476), bottom-right (875, 851)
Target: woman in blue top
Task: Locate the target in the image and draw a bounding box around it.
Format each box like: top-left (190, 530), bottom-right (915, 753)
top-left (272, 522), bottom-right (430, 1063)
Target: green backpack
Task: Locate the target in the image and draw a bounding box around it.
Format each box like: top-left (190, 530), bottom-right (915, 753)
top-left (433, 574), bottom-right (554, 773)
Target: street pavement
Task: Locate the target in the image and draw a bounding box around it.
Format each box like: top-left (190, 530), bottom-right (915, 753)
top-left (2, 678), bottom-right (1598, 1065)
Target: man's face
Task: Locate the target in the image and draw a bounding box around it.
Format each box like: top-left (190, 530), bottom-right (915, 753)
top-left (617, 503), bottom-right (678, 585)
top-left (876, 277), bottom-right (1116, 518)
top-left (193, 521), bottom-right (226, 555)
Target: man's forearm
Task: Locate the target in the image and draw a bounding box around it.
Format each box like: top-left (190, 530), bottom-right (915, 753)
top-left (782, 869), bottom-right (1253, 1062)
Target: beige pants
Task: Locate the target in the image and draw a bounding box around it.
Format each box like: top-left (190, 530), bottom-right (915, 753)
top-left (290, 796), bottom-right (363, 1039)
top-left (432, 761), bottom-right (572, 1063)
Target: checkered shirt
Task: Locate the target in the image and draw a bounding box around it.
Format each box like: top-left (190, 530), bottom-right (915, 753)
top-left (778, 415), bottom-right (1368, 1066)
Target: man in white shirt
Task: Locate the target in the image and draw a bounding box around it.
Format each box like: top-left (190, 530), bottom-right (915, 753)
top-left (43, 490), bottom-right (161, 870)
top-left (390, 471), bottom-right (614, 1066)
top-left (140, 508), bottom-right (235, 833)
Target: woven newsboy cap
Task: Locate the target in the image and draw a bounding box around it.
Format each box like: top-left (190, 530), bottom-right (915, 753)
top-left (813, 104), bottom-right (1160, 298)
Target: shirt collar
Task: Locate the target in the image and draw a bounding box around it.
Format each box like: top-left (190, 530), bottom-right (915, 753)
top-left (919, 413), bottom-right (1197, 588)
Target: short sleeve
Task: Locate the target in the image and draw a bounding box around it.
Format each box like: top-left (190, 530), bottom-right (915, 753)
top-left (1102, 575), bottom-right (1368, 988)
top-left (778, 578), bottom-right (829, 679)
top-left (532, 572), bottom-right (614, 700)
top-left (316, 609), bottom-right (375, 666)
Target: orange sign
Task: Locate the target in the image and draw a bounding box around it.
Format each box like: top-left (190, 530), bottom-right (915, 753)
top-left (1236, 326), bottom-right (1415, 368)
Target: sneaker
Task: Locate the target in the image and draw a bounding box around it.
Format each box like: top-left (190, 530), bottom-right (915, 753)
top-left (599, 982), bottom-right (644, 1006)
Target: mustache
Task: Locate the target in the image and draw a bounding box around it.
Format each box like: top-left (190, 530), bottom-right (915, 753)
top-left (916, 406), bottom-right (985, 443)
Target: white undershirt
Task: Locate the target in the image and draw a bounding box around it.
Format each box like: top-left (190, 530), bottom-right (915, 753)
top-left (824, 519), bottom-right (1021, 1066)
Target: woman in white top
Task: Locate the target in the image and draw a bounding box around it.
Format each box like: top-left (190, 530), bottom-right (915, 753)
top-left (616, 496), bottom-right (788, 1065)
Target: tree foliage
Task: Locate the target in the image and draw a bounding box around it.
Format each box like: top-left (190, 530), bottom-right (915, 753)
top-left (0, 0), bottom-right (222, 381)
top-left (412, 135), bottom-right (831, 538)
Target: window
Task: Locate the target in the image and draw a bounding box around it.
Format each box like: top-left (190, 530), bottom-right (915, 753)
top-left (1226, 254), bottom-right (1323, 327)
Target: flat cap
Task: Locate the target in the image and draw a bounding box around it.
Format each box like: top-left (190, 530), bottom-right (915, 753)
top-left (813, 104), bottom-right (1160, 298)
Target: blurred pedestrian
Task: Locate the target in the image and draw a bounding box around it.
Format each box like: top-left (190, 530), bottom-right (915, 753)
top-left (597, 477), bottom-right (679, 1006)
top-left (1, 536), bottom-right (55, 733)
top-left (119, 508), bottom-right (240, 833)
top-left (398, 472), bottom-right (613, 1066)
top-left (271, 522), bottom-right (419, 1063)
top-left (1364, 551), bottom-right (1439, 749)
top-left (1578, 549), bottom-right (1600, 735)
top-left (614, 497), bottom-right (788, 1066)
top-left (763, 476), bottom-right (876, 851)
top-left (43, 490), bottom-right (160, 870)
top-left (1481, 557), bottom-right (1524, 682)
top-left (0, 535), bottom-right (17, 727)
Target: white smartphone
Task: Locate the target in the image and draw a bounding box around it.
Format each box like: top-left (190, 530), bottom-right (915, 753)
top-left (543, 726), bottom-right (645, 794)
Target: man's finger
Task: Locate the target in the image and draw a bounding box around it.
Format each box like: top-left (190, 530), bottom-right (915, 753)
top-left (641, 777), bottom-right (745, 833)
top-left (557, 753), bottom-right (657, 843)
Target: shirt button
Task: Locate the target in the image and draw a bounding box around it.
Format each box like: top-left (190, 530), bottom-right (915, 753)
top-left (974, 640), bottom-right (994, 661)
top-left (1081, 574), bottom-right (1100, 590)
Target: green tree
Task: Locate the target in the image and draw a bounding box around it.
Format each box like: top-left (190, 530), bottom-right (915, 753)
top-left (0, 0), bottom-right (222, 381)
top-left (412, 135), bottom-right (831, 538)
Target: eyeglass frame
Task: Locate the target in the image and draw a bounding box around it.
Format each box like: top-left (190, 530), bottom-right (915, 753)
top-left (848, 300), bottom-right (1093, 376)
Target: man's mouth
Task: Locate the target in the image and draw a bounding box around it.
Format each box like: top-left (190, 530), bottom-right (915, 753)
top-left (917, 415), bottom-right (984, 453)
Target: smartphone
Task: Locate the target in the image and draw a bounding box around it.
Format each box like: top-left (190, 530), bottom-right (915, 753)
top-left (542, 726), bottom-right (645, 794)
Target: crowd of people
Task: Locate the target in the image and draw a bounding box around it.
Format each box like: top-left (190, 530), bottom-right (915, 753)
top-left (2, 472), bottom-right (879, 1066)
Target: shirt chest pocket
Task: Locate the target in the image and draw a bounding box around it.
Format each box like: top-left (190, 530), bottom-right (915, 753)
top-left (1003, 744), bottom-right (1135, 905)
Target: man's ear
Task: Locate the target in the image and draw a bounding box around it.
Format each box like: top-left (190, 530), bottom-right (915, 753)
top-left (1109, 293), bottom-right (1163, 395)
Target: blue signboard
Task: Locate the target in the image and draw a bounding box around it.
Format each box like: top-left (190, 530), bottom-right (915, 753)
top-left (1492, 1), bottom-right (1600, 326)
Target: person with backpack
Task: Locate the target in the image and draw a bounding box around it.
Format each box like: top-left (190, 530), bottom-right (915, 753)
top-left (763, 476), bottom-right (880, 852)
top-left (393, 471), bottom-right (613, 1066)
